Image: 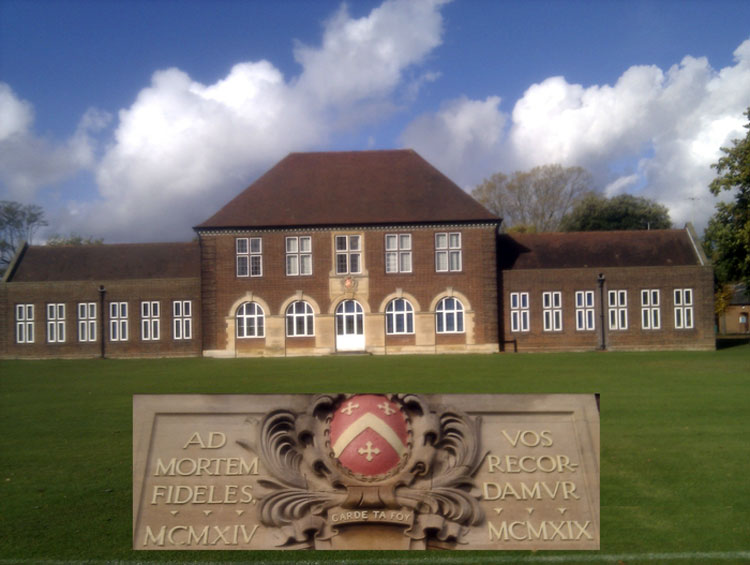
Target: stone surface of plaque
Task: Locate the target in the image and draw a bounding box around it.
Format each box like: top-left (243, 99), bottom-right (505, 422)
top-left (133, 394), bottom-right (599, 550)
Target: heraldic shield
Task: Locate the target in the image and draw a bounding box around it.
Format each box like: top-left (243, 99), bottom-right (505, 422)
top-left (250, 393), bottom-right (485, 549)
top-left (329, 395), bottom-right (409, 478)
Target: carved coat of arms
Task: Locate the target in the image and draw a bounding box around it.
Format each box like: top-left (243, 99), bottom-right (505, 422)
top-left (244, 393), bottom-right (485, 549)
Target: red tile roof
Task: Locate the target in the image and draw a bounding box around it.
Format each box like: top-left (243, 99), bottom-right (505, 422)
top-left (196, 150), bottom-right (498, 229)
top-left (6, 242), bottom-right (200, 282)
top-left (500, 230), bottom-right (704, 270)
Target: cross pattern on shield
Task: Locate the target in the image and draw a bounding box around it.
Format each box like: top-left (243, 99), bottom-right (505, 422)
top-left (329, 395), bottom-right (408, 476)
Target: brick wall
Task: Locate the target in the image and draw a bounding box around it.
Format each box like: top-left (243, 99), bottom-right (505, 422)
top-left (2, 228), bottom-right (716, 358)
top-left (2, 278), bottom-right (201, 359)
top-left (199, 224), bottom-right (499, 356)
top-left (501, 265), bottom-right (715, 351)
top-left (720, 305), bottom-right (750, 334)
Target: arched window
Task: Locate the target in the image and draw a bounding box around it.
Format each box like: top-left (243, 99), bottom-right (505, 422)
top-left (385, 298), bottom-right (414, 334)
top-left (236, 302), bottom-right (264, 338)
top-left (286, 301), bottom-right (314, 337)
top-left (436, 297), bottom-right (464, 334)
top-left (335, 300), bottom-right (364, 336)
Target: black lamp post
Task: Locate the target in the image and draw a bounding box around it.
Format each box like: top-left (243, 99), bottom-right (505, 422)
top-left (98, 285), bottom-right (106, 358)
top-left (597, 273), bottom-right (606, 350)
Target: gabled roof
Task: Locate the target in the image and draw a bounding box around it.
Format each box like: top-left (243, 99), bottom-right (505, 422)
top-left (196, 150), bottom-right (498, 230)
top-left (499, 229), bottom-right (705, 270)
top-left (5, 242), bottom-right (199, 282)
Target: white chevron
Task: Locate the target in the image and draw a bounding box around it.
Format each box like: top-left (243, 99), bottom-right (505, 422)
top-left (332, 412), bottom-right (406, 457)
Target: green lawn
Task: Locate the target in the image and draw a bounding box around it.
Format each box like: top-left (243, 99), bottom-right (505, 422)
top-left (1, 346), bottom-right (749, 564)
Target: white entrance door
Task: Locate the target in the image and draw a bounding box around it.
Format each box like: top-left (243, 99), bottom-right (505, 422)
top-left (336, 300), bottom-right (365, 351)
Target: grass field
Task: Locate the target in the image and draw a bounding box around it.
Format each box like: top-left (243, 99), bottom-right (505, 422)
top-left (1, 345), bottom-right (749, 565)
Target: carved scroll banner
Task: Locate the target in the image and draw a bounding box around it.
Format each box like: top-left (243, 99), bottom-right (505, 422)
top-left (133, 394), bottom-right (599, 550)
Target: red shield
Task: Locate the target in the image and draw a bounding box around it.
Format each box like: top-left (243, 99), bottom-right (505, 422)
top-left (329, 395), bottom-right (408, 476)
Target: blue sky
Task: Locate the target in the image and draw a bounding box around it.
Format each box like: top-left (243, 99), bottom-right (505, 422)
top-left (1, 0), bottom-right (749, 242)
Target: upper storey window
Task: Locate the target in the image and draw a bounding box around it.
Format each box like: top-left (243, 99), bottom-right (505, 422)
top-left (237, 237), bottom-right (262, 277)
top-left (286, 236), bottom-right (312, 276)
top-left (435, 232), bottom-right (461, 272)
top-left (385, 234), bottom-right (412, 273)
top-left (335, 235), bottom-right (361, 275)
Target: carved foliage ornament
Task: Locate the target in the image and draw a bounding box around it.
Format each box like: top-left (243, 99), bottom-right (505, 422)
top-left (250, 393), bottom-right (485, 547)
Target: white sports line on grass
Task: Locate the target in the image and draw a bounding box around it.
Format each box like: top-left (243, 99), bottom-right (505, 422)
top-left (2, 553), bottom-right (750, 565)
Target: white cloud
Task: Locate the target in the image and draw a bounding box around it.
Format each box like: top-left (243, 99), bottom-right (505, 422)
top-left (400, 96), bottom-right (507, 183)
top-left (0, 83), bottom-right (108, 201)
top-left (0, 83), bottom-right (33, 142)
top-left (295, 0), bottom-right (447, 106)
top-left (76, 0), bottom-right (448, 241)
top-left (4, 1), bottom-right (748, 240)
top-left (603, 174), bottom-right (639, 197)
top-left (403, 38), bottom-right (750, 231)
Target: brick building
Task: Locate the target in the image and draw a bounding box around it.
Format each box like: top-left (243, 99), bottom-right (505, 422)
top-left (0, 150), bottom-right (715, 358)
top-left (194, 150), bottom-right (500, 357)
top-left (498, 230), bottom-right (714, 351)
top-left (1, 243), bottom-right (201, 358)
top-left (717, 284), bottom-right (749, 334)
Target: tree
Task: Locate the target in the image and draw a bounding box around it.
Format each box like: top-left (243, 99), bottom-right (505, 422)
top-left (46, 233), bottom-right (103, 246)
top-left (703, 107), bottom-right (750, 290)
top-left (472, 164), bottom-right (594, 232)
top-left (0, 200), bottom-right (47, 274)
top-left (559, 193), bottom-right (672, 232)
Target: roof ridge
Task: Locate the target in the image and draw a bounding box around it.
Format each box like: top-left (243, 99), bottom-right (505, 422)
top-left (288, 148), bottom-right (415, 155)
top-left (29, 241), bottom-right (197, 249)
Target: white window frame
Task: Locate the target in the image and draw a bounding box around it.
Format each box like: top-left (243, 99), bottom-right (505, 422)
top-left (641, 289), bottom-right (661, 330)
top-left (575, 291), bottom-right (596, 331)
top-left (542, 291), bottom-right (562, 332)
top-left (237, 302), bottom-right (265, 338)
top-left (172, 300), bottom-right (193, 340)
top-left (509, 292), bottom-right (530, 332)
top-left (436, 297), bottom-right (464, 334)
top-left (140, 301), bottom-right (160, 341)
top-left (15, 304), bottom-right (34, 344)
top-left (335, 235), bottom-right (362, 275)
top-left (674, 288), bottom-right (694, 329)
top-left (236, 237), bottom-right (262, 277)
top-left (286, 301), bottom-right (314, 337)
top-left (286, 236), bottom-right (312, 276)
top-left (385, 234), bottom-right (412, 274)
top-left (77, 302), bottom-right (97, 342)
top-left (385, 298), bottom-right (415, 335)
top-left (335, 299), bottom-right (364, 337)
top-left (608, 290), bottom-right (628, 330)
top-left (109, 302), bottom-right (128, 341)
top-left (435, 232), bottom-right (462, 272)
top-left (46, 303), bottom-right (66, 343)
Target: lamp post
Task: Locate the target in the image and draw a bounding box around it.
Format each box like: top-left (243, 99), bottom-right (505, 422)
top-left (98, 285), bottom-right (106, 359)
top-left (597, 274), bottom-right (606, 351)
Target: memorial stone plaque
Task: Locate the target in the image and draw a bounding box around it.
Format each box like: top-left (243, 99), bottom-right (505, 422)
top-left (133, 394), bottom-right (599, 550)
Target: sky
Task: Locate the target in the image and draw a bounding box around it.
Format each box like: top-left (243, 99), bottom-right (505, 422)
top-left (1, 0), bottom-right (749, 243)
